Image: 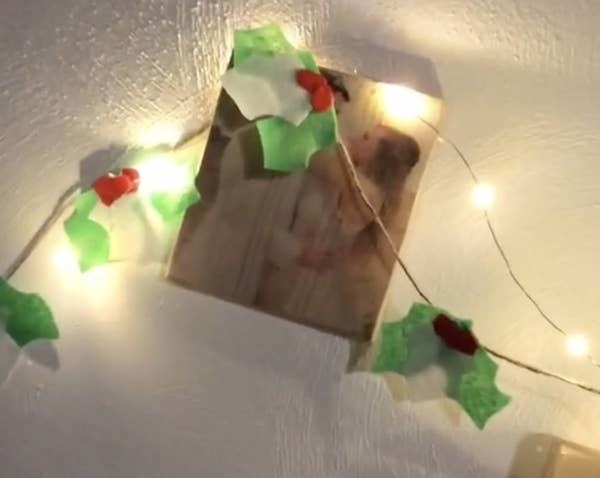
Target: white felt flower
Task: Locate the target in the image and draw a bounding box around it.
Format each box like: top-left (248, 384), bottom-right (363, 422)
top-left (222, 53), bottom-right (311, 126)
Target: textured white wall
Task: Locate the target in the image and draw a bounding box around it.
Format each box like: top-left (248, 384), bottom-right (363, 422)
top-left (1, 0), bottom-right (600, 476)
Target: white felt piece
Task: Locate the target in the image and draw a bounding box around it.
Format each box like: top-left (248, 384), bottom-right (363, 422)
top-left (88, 194), bottom-right (169, 264)
top-left (88, 201), bottom-right (112, 231)
top-left (222, 53), bottom-right (311, 126)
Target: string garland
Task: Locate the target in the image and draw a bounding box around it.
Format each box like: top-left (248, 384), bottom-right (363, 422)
top-left (4, 183), bottom-right (80, 281)
top-left (338, 132), bottom-right (600, 397)
top-left (1, 126), bottom-right (209, 282)
top-left (2, 99), bottom-right (599, 398)
top-left (418, 117), bottom-right (600, 369)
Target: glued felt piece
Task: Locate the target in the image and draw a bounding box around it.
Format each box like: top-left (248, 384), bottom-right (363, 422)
top-left (64, 212), bottom-right (110, 271)
top-left (456, 349), bottom-right (511, 429)
top-left (0, 278), bottom-right (59, 347)
top-left (65, 146), bottom-right (201, 269)
top-left (93, 168), bottom-right (140, 206)
top-left (223, 53), bottom-right (312, 126)
top-left (233, 24), bottom-right (297, 66)
top-left (229, 24), bottom-right (338, 172)
top-left (257, 111), bottom-right (338, 172)
top-left (371, 303), bottom-right (511, 428)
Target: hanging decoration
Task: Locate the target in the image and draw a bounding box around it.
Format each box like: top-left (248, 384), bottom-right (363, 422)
top-left (63, 146), bottom-right (200, 271)
top-left (2, 23), bottom-right (600, 436)
top-left (222, 53), bottom-right (312, 126)
top-left (0, 278), bottom-right (59, 347)
top-left (372, 303), bottom-right (511, 429)
top-left (225, 24), bottom-right (339, 172)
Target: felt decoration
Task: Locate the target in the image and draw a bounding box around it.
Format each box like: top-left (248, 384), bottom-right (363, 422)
top-left (296, 69), bottom-right (334, 112)
top-left (233, 24), bottom-right (297, 66)
top-left (0, 278), bottom-right (59, 347)
top-left (222, 53), bottom-right (312, 126)
top-left (150, 189), bottom-right (200, 222)
top-left (257, 111), bottom-right (338, 172)
top-left (64, 191), bottom-right (111, 271)
top-left (93, 168), bottom-right (140, 206)
top-left (372, 303), bottom-right (511, 428)
top-left (64, 148), bottom-right (200, 270)
top-left (433, 314), bottom-right (479, 355)
top-left (457, 349), bottom-right (511, 429)
top-left (229, 25), bottom-right (339, 172)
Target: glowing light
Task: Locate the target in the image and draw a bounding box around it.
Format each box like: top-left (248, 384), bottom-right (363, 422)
top-left (82, 265), bottom-right (112, 289)
top-left (52, 246), bottom-right (79, 273)
top-left (566, 334), bottom-right (589, 358)
top-left (471, 183), bottom-right (495, 209)
top-left (382, 84), bottom-right (427, 120)
top-left (137, 122), bottom-right (182, 148)
top-left (136, 155), bottom-right (189, 194)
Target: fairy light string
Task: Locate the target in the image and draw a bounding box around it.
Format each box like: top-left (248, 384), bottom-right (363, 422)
top-left (3, 106), bottom-right (599, 397)
top-left (418, 116), bottom-right (600, 369)
top-left (1, 125), bottom-right (210, 282)
top-left (338, 132), bottom-right (600, 397)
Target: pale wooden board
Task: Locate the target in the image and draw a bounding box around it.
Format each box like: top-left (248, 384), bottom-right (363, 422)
top-left (168, 68), bottom-right (442, 340)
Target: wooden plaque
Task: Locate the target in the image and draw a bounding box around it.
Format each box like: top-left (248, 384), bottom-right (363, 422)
top-left (168, 68), bottom-right (442, 341)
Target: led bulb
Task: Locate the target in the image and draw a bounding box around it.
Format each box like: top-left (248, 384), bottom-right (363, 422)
top-left (52, 246), bottom-right (78, 272)
top-left (137, 122), bottom-right (182, 148)
top-left (471, 183), bottom-right (495, 210)
top-left (566, 334), bottom-right (589, 358)
top-left (382, 84), bottom-right (427, 120)
top-left (136, 155), bottom-right (189, 194)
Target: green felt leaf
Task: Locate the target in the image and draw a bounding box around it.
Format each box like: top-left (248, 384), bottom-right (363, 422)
top-left (457, 349), bottom-right (511, 429)
top-left (257, 110), bottom-right (339, 172)
top-left (297, 50), bottom-right (319, 72)
top-left (64, 213), bottom-right (110, 271)
top-left (371, 302), bottom-right (511, 429)
top-left (74, 190), bottom-right (99, 216)
top-left (234, 25), bottom-right (296, 66)
top-left (0, 278), bottom-right (59, 347)
top-left (372, 303), bottom-right (443, 373)
top-left (150, 188), bottom-right (200, 221)
top-left (372, 321), bottom-right (406, 373)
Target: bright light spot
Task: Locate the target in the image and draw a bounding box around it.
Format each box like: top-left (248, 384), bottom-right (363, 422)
top-left (280, 24), bottom-right (301, 48)
top-left (137, 122), bottom-right (182, 148)
top-left (82, 266), bottom-right (112, 288)
top-left (566, 334), bottom-right (589, 358)
top-left (471, 183), bottom-right (495, 209)
top-left (52, 246), bottom-right (78, 273)
top-left (382, 84), bottom-right (427, 120)
top-left (136, 155), bottom-right (189, 194)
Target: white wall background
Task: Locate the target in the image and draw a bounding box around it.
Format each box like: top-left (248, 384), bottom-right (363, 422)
top-left (2, 0), bottom-right (600, 476)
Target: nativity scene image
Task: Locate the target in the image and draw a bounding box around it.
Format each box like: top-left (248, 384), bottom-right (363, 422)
top-left (168, 25), bottom-right (442, 340)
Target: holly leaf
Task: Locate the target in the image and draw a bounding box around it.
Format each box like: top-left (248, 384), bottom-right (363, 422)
top-left (233, 24), bottom-right (296, 66)
top-left (372, 303), bottom-right (444, 373)
top-left (150, 189), bottom-right (200, 221)
top-left (0, 278), bottom-right (59, 347)
top-left (64, 212), bottom-right (110, 271)
top-left (257, 110), bottom-right (338, 172)
top-left (223, 53), bottom-right (312, 126)
top-left (296, 50), bottom-right (319, 72)
top-left (73, 189), bottom-right (99, 216)
top-left (457, 349), bottom-right (511, 429)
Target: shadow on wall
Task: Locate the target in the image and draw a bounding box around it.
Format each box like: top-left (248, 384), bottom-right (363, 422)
top-left (0, 333), bottom-right (60, 385)
top-left (314, 33), bottom-right (443, 99)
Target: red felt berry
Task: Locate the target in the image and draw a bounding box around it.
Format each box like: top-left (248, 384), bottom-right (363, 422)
top-left (296, 69), bottom-right (327, 93)
top-left (433, 314), bottom-right (479, 356)
top-left (122, 167), bottom-right (140, 192)
top-left (311, 84), bottom-right (334, 112)
top-left (92, 169), bottom-right (139, 206)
